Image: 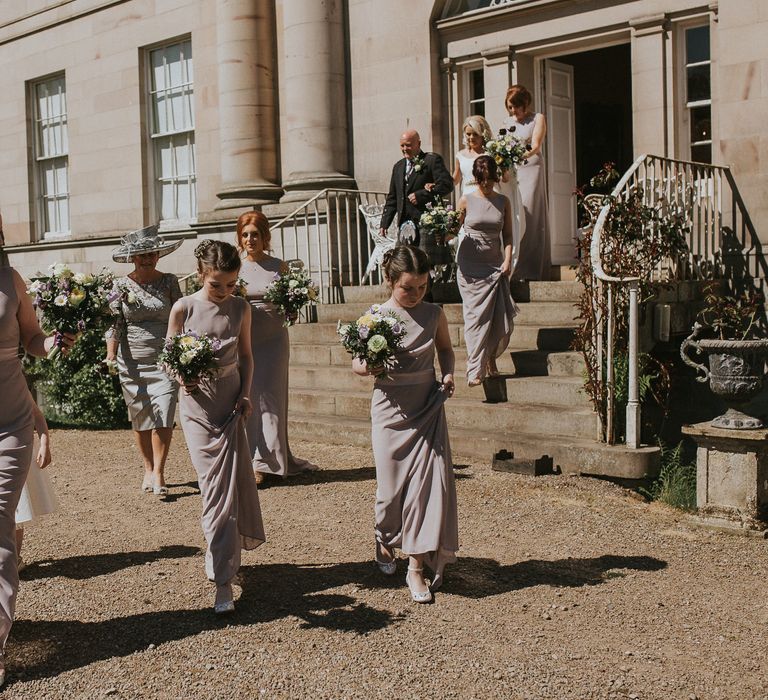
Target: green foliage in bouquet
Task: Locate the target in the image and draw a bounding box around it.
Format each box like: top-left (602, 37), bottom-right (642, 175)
top-left (25, 329), bottom-right (128, 429)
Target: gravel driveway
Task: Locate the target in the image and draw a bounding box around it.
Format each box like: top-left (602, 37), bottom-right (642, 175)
top-left (5, 429), bottom-right (767, 699)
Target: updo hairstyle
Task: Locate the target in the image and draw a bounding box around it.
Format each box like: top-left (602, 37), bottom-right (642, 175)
top-left (382, 245), bottom-right (430, 284)
top-left (472, 154), bottom-right (499, 185)
top-left (236, 210), bottom-right (271, 253)
top-left (194, 239), bottom-right (242, 276)
top-left (505, 84), bottom-right (532, 111)
top-left (462, 115), bottom-right (492, 145)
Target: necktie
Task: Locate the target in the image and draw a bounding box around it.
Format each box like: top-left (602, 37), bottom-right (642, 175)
top-left (405, 159), bottom-right (413, 180)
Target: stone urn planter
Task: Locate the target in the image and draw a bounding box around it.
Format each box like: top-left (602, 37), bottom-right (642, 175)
top-left (681, 322), bottom-right (768, 429)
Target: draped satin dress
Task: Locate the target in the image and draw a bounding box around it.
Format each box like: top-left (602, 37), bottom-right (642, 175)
top-left (370, 301), bottom-right (458, 579)
top-left (240, 257), bottom-right (316, 477)
top-left (0, 267), bottom-right (34, 648)
top-left (176, 295), bottom-right (265, 585)
top-left (456, 192), bottom-right (519, 384)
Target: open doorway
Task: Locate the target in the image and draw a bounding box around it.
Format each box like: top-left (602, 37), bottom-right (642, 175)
top-left (543, 43), bottom-right (633, 265)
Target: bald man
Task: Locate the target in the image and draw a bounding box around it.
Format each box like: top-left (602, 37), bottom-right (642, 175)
top-left (380, 130), bottom-right (453, 262)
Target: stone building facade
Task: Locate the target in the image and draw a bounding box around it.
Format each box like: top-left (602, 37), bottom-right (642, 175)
top-left (1, 0), bottom-right (765, 276)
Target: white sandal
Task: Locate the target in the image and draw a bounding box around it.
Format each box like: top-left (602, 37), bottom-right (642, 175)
top-left (406, 566), bottom-right (433, 604)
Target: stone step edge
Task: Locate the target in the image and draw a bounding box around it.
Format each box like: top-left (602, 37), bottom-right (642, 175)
top-left (287, 385), bottom-right (595, 415)
top-left (287, 412), bottom-right (659, 480)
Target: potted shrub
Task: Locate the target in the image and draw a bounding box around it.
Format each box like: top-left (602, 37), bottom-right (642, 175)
top-left (680, 281), bottom-right (768, 428)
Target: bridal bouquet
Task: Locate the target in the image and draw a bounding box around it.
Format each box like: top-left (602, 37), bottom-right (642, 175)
top-left (158, 331), bottom-right (220, 389)
top-left (419, 199), bottom-right (461, 246)
top-left (263, 268), bottom-right (320, 326)
top-left (337, 305), bottom-right (407, 379)
top-left (485, 127), bottom-right (529, 172)
top-left (28, 264), bottom-right (115, 359)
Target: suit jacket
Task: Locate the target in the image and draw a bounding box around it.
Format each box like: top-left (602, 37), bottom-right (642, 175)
top-left (380, 151), bottom-right (453, 244)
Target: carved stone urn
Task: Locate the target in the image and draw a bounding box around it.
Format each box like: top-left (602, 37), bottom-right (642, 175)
top-left (681, 322), bottom-right (768, 429)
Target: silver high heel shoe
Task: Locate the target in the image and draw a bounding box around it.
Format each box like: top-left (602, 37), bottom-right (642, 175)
top-left (406, 566), bottom-right (433, 604)
top-left (375, 543), bottom-right (397, 575)
top-left (213, 582), bottom-right (235, 615)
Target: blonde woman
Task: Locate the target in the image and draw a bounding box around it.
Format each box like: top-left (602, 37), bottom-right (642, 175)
top-left (452, 115), bottom-right (493, 197)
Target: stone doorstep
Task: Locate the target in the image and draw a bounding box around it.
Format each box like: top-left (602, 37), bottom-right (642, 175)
top-left (287, 411), bottom-right (660, 481)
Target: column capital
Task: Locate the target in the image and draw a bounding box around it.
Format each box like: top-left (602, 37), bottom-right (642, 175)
top-left (629, 13), bottom-right (669, 36)
top-left (481, 45), bottom-right (514, 66)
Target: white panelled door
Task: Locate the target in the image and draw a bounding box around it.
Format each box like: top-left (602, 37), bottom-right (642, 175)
top-left (544, 59), bottom-right (578, 266)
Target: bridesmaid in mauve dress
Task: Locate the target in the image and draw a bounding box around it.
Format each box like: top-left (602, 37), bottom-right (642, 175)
top-left (235, 211), bottom-right (316, 484)
top-left (503, 84), bottom-right (552, 281)
top-left (166, 240), bottom-right (265, 615)
top-left (456, 155), bottom-right (519, 386)
top-left (0, 223), bottom-right (74, 687)
top-left (353, 245), bottom-right (458, 604)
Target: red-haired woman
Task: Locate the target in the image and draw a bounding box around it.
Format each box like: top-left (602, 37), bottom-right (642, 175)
top-left (236, 211), bottom-right (316, 484)
top-left (503, 84), bottom-right (551, 281)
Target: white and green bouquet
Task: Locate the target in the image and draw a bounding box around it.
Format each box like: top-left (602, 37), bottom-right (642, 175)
top-left (337, 305), bottom-right (408, 379)
top-left (28, 264), bottom-right (115, 359)
top-left (485, 127), bottom-right (529, 172)
top-left (263, 268), bottom-right (320, 326)
top-left (419, 199), bottom-right (462, 246)
top-left (158, 331), bottom-right (220, 390)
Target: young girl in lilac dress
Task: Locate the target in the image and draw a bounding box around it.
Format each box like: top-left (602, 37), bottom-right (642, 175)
top-left (353, 245), bottom-right (459, 604)
top-left (166, 240), bottom-right (265, 614)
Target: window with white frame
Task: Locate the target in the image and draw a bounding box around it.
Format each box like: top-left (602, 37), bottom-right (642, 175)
top-left (148, 39), bottom-right (196, 223)
top-left (466, 66), bottom-right (486, 118)
top-left (31, 74), bottom-right (70, 237)
top-left (684, 25), bottom-right (712, 163)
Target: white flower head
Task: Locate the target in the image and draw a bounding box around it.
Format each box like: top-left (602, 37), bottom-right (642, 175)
top-left (53, 293), bottom-right (69, 306)
top-left (126, 291), bottom-right (138, 305)
top-left (50, 263), bottom-right (73, 278)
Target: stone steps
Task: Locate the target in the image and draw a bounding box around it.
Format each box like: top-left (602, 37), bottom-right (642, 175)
top-left (287, 385), bottom-right (596, 439)
top-left (285, 281), bottom-right (659, 481)
top-left (289, 321), bottom-right (577, 352)
top-left (317, 300), bottom-right (580, 327)
top-left (289, 364), bottom-right (589, 406)
top-left (287, 411), bottom-right (659, 480)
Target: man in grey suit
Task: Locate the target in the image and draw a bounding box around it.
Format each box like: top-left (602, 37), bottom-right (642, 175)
top-left (379, 129), bottom-right (453, 262)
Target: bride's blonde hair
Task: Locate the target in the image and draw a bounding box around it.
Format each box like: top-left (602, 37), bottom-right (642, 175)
top-left (462, 115), bottom-right (492, 146)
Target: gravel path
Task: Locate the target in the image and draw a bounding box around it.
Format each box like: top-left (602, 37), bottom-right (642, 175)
top-left (4, 428), bottom-right (766, 699)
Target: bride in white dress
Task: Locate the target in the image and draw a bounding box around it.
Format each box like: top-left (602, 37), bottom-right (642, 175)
top-left (451, 116), bottom-right (525, 261)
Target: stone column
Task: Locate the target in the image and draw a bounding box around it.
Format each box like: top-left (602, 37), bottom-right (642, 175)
top-left (630, 13), bottom-right (671, 158)
top-left (482, 46), bottom-right (514, 133)
top-left (210, 0), bottom-right (282, 217)
top-left (279, 0), bottom-right (356, 202)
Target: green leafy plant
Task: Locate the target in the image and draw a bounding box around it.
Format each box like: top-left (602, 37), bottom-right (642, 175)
top-left (25, 329), bottom-right (128, 428)
top-left (640, 440), bottom-right (696, 511)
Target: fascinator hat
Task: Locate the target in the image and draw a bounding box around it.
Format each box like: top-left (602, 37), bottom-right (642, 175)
top-left (111, 225), bottom-right (183, 264)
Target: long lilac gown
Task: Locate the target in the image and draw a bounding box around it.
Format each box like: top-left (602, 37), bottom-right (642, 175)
top-left (370, 301), bottom-right (458, 580)
top-left (0, 267), bottom-right (33, 648)
top-left (240, 257), bottom-right (316, 476)
top-left (176, 295), bottom-right (265, 585)
top-left (457, 192), bottom-right (519, 384)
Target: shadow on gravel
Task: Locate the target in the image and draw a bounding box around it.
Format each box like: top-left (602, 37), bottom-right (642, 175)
top-left (258, 466), bottom-right (377, 488)
top-left (162, 479), bottom-right (201, 502)
top-left (20, 544), bottom-right (201, 581)
top-left (10, 560), bottom-right (404, 682)
top-left (443, 554), bottom-right (668, 598)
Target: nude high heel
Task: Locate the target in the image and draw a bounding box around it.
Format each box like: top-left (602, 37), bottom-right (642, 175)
top-left (406, 566), bottom-right (433, 604)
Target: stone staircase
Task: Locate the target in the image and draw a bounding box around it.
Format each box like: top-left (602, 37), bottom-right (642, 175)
top-left (287, 280), bottom-right (659, 480)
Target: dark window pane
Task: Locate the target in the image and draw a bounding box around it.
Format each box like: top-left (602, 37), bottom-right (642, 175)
top-left (475, 102), bottom-right (485, 118)
top-left (691, 143), bottom-right (712, 164)
top-left (686, 26), bottom-right (710, 64)
top-left (690, 105), bottom-right (712, 142)
top-left (470, 69), bottom-right (484, 100)
top-left (687, 64), bottom-right (711, 102)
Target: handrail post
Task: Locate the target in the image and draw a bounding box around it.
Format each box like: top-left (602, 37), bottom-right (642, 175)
top-left (626, 279), bottom-right (641, 448)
